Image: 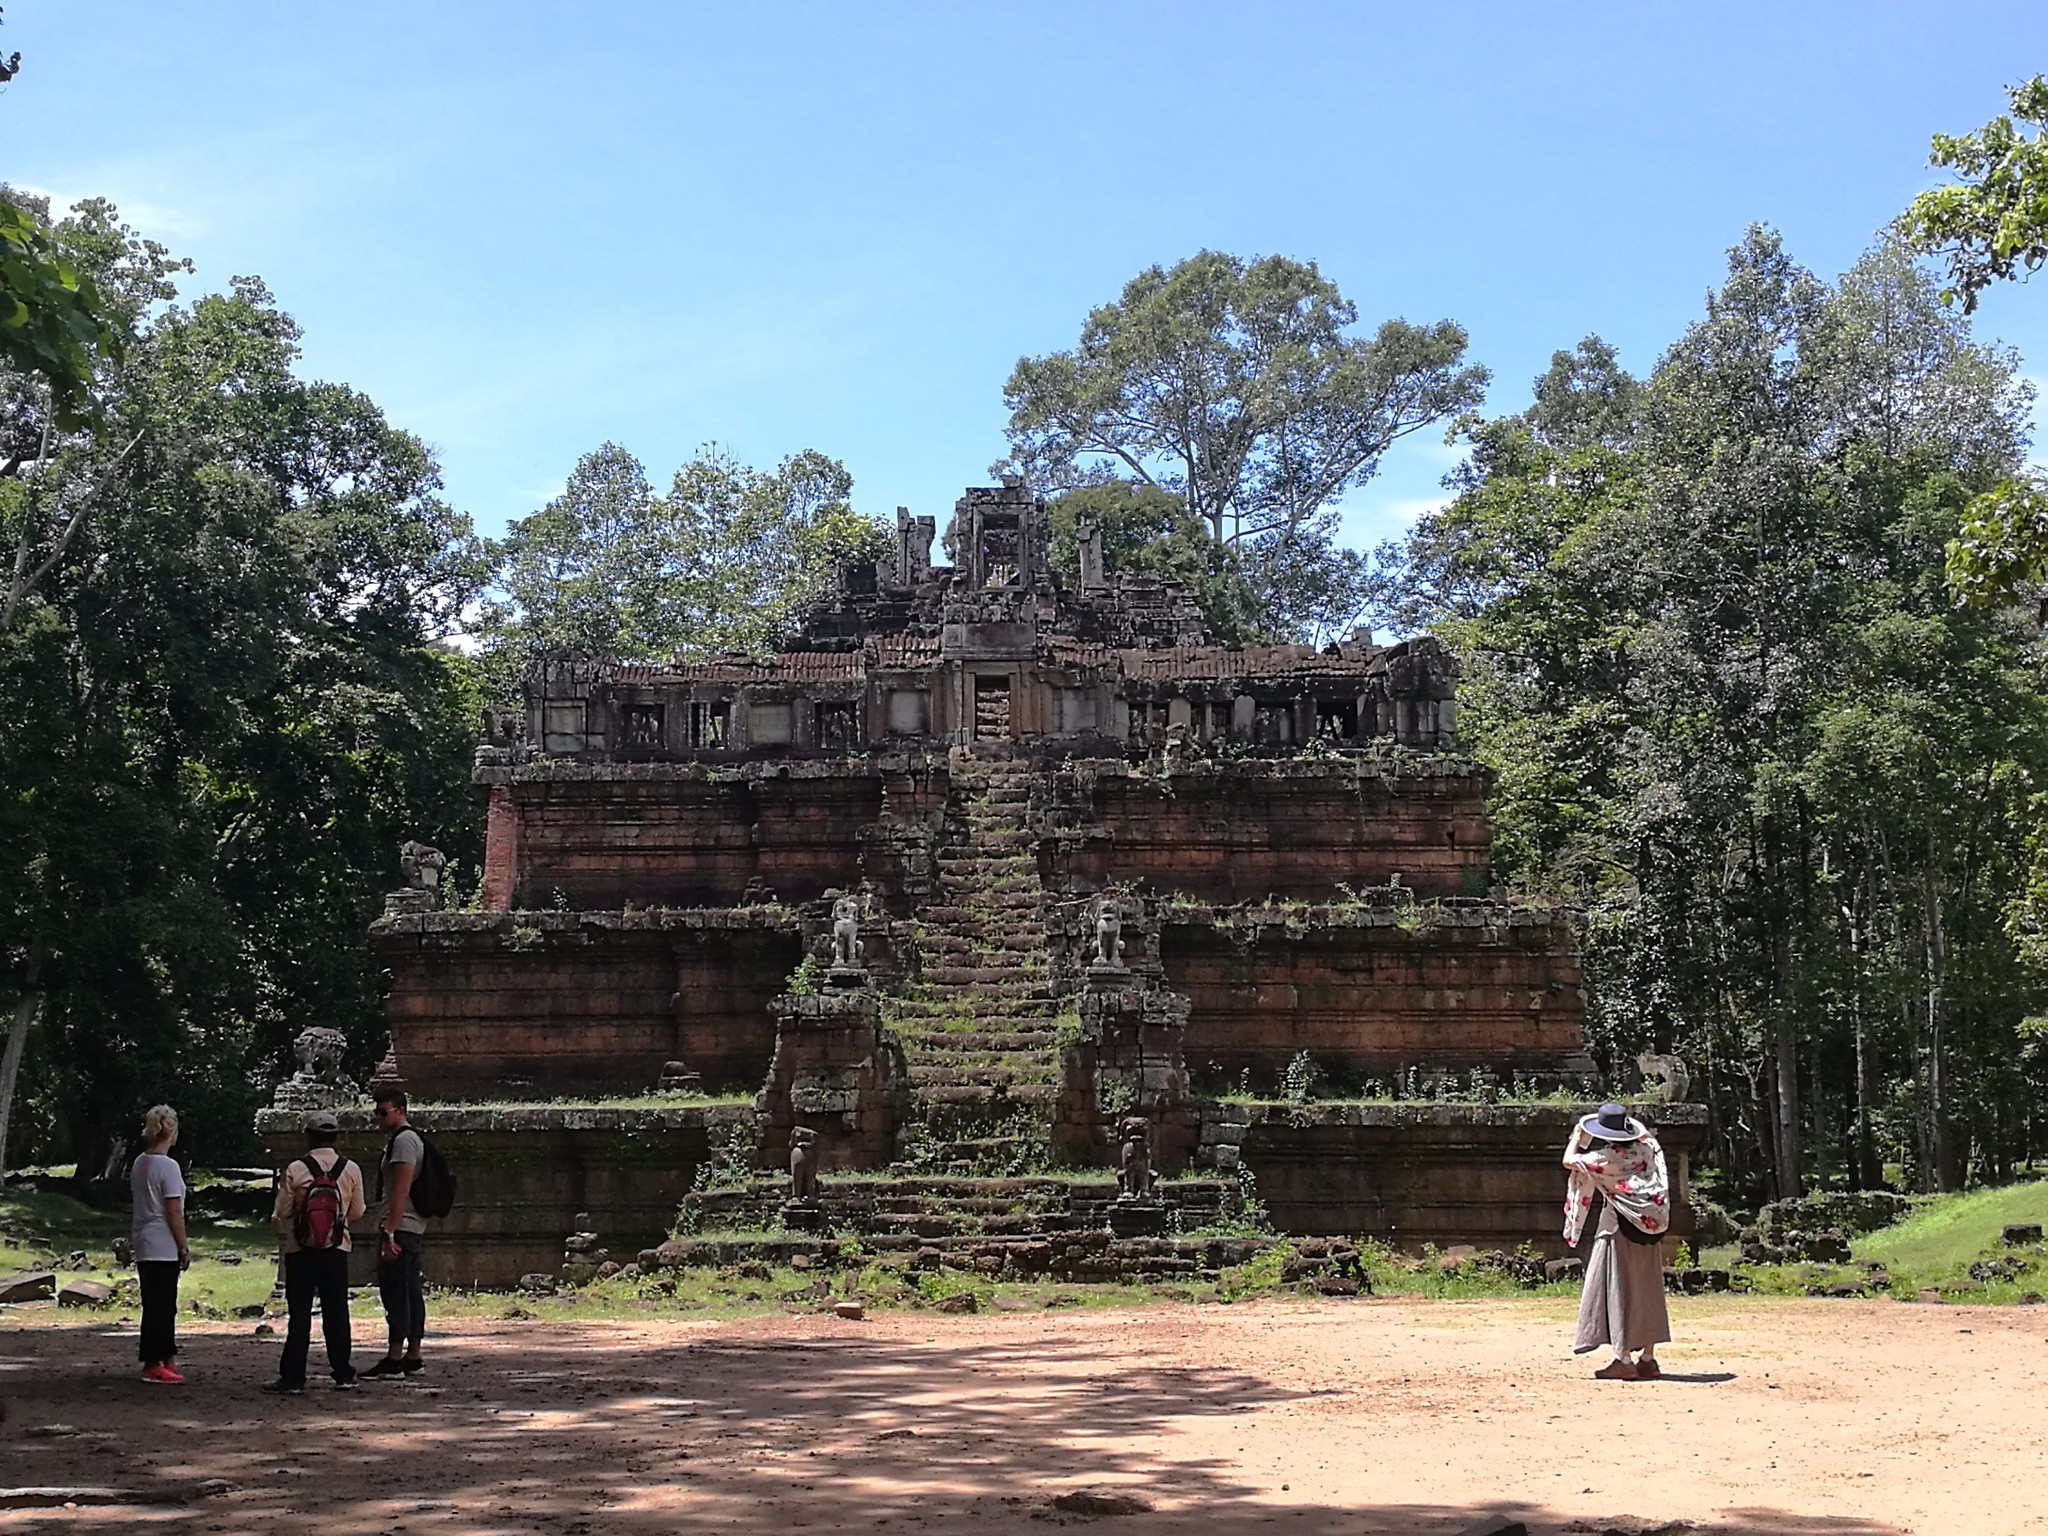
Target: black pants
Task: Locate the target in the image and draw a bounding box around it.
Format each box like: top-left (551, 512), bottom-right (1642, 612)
top-left (377, 1230), bottom-right (426, 1353)
top-left (137, 1261), bottom-right (180, 1365)
top-left (280, 1248), bottom-right (354, 1385)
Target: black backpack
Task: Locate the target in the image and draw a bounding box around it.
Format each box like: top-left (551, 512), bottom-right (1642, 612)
top-left (381, 1128), bottom-right (456, 1220)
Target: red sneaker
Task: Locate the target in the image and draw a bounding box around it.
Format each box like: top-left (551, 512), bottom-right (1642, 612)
top-left (142, 1363), bottom-right (185, 1385)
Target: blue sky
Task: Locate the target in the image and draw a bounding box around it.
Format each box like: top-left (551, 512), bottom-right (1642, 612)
top-left (6, 2), bottom-right (2047, 550)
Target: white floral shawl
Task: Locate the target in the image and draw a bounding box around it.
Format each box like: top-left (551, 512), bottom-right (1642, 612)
top-left (1562, 1131), bottom-right (1671, 1248)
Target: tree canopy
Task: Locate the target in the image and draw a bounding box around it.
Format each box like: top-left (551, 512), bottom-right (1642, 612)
top-left (1389, 231), bottom-right (2047, 1200)
top-left (0, 200), bottom-right (485, 1174)
top-left (473, 444), bottom-right (886, 699)
top-left (1001, 251), bottom-right (1487, 643)
top-left (1900, 75), bottom-right (2048, 315)
top-left (1896, 77), bottom-right (2048, 614)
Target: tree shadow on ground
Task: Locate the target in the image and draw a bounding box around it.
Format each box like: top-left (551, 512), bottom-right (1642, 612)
top-left (1, 1320), bottom-right (1905, 1536)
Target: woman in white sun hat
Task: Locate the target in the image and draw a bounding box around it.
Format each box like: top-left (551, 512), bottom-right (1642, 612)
top-left (1562, 1102), bottom-right (1672, 1380)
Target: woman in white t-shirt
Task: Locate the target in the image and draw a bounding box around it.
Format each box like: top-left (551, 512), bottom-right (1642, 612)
top-left (129, 1105), bottom-right (190, 1385)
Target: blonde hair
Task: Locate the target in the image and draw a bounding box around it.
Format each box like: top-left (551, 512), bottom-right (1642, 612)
top-left (141, 1105), bottom-right (179, 1147)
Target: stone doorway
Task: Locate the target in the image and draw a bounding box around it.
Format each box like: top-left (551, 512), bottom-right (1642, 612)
top-left (973, 675), bottom-right (1011, 740)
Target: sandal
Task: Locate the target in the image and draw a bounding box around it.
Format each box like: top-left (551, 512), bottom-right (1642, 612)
top-left (1593, 1358), bottom-right (1639, 1381)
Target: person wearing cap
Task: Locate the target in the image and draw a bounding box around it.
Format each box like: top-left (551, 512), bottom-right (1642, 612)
top-left (1562, 1102), bottom-right (1673, 1381)
top-left (264, 1109), bottom-right (366, 1394)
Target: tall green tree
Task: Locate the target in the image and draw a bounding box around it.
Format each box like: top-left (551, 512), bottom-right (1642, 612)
top-left (476, 443), bottom-right (885, 696)
top-left (0, 201), bottom-right (486, 1175)
top-left (1001, 251), bottom-right (1487, 643)
top-left (1393, 232), bottom-right (2046, 1200)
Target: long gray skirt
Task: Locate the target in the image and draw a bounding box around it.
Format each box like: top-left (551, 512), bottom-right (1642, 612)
top-left (1573, 1229), bottom-right (1671, 1354)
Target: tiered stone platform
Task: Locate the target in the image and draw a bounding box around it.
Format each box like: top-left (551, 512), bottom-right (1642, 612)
top-left (270, 479), bottom-right (1708, 1288)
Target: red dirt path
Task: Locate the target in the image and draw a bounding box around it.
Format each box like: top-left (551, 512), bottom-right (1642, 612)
top-left (2, 1296), bottom-right (2043, 1535)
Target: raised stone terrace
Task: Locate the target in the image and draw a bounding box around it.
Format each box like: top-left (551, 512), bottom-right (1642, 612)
top-left (296, 479), bottom-right (1699, 1286)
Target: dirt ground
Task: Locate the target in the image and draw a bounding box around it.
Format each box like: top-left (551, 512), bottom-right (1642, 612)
top-left (1, 1295), bottom-right (2043, 1535)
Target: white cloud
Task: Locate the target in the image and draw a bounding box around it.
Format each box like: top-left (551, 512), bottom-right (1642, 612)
top-left (11, 182), bottom-right (204, 240)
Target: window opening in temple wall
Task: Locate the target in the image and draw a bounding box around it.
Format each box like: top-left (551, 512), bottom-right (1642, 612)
top-left (885, 688), bottom-right (929, 736)
top-left (815, 700), bottom-right (858, 751)
top-left (752, 701), bottom-right (794, 746)
top-left (981, 519), bottom-right (1020, 588)
top-left (1316, 699), bottom-right (1358, 741)
top-left (973, 674), bottom-right (1012, 739)
top-left (690, 701), bottom-right (729, 748)
top-left (623, 703), bottom-right (665, 749)
top-left (1206, 702), bottom-right (1233, 740)
top-left (1253, 702), bottom-right (1293, 746)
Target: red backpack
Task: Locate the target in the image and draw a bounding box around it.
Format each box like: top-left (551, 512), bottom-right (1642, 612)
top-left (294, 1155), bottom-right (353, 1250)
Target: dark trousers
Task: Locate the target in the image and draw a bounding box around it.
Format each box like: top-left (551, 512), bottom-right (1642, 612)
top-left (137, 1261), bottom-right (180, 1365)
top-left (377, 1230), bottom-right (426, 1353)
top-left (280, 1247), bottom-right (354, 1385)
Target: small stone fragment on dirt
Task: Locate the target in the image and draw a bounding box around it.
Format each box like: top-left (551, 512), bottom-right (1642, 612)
top-left (190, 1479), bottom-right (239, 1499)
top-left (23, 1425), bottom-right (77, 1439)
top-left (1050, 1489), bottom-right (1154, 1516)
top-left (235, 1303), bottom-right (266, 1319)
top-left (831, 1300), bottom-right (864, 1320)
top-left (252, 1322), bottom-right (276, 1336)
top-left (1455, 1516), bottom-right (1528, 1536)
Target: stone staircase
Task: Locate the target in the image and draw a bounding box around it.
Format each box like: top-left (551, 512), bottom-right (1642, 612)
top-left (884, 756), bottom-right (1065, 1170)
top-left (674, 1174), bottom-right (1248, 1255)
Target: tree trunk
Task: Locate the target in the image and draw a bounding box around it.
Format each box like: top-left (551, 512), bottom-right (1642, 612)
top-left (1923, 863), bottom-right (1956, 1192)
top-left (0, 941), bottom-right (46, 1184)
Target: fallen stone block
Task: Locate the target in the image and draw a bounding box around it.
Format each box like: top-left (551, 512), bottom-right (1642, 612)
top-left (517, 1272), bottom-right (558, 1294)
top-left (57, 1279), bottom-right (114, 1308)
top-left (1544, 1257), bottom-right (1584, 1283)
top-left (0, 1273), bottom-right (55, 1304)
top-left (0, 1488), bottom-right (141, 1509)
top-left (2002, 1222), bottom-right (2043, 1246)
top-left (831, 1300), bottom-right (865, 1320)
top-left (935, 1291), bottom-right (979, 1314)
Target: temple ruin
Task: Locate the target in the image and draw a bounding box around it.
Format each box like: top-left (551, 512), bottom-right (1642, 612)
top-left (265, 479), bottom-right (1700, 1284)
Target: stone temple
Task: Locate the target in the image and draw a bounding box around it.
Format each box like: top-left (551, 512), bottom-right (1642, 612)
top-left (269, 479), bottom-right (1700, 1284)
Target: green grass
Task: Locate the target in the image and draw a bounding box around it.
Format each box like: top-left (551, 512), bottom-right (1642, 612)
top-left (1854, 1181), bottom-right (2048, 1278)
top-left (1, 1183), bottom-right (281, 1320)
top-left (1701, 1180), bottom-right (2048, 1304)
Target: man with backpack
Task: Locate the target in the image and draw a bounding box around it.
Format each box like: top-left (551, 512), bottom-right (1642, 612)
top-left (264, 1109), bottom-right (365, 1394)
top-left (363, 1090), bottom-right (451, 1378)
